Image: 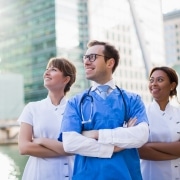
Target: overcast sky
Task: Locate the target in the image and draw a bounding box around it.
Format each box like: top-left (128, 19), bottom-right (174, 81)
top-left (162, 0), bottom-right (180, 13)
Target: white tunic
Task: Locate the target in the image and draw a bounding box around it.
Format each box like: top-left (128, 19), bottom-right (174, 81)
top-left (18, 96), bottom-right (74, 180)
top-left (141, 100), bottom-right (180, 180)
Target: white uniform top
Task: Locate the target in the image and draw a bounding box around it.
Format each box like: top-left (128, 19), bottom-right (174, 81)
top-left (18, 96), bottom-right (74, 180)
top-left (141, 100), bottom-right (180, 180)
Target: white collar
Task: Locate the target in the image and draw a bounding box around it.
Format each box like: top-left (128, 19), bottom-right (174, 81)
top-left (91, 79), bottom-right (116, 91)
top-left (152, 99), bottom-right (171, 112)
top-left (46, 95), bottom-right (67, 107)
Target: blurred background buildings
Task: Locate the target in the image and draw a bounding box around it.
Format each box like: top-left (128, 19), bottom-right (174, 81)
top-left (0, 0), bottom-right (180, 122)
top-left (0, 74), bottom-right (24, 120)
top-left (164, 10), bottom-right (180, 65)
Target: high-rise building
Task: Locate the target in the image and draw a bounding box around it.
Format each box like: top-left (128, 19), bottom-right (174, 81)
top-left (0, 0), bottom-right (165, 105)
top-left (163, 10), bottom-right (180, 100)
top-left (163, 10), bottom-right (180, 65)
top-left (0, 0), bottom-right (57, 103)
top-left (87, 0), bottom-right (165, 104)
top-left (0, 0), bottom-right (87, 103)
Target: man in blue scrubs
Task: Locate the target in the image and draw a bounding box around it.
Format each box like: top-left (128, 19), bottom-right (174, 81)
top-left (58, 40), bottom-right (149, 180)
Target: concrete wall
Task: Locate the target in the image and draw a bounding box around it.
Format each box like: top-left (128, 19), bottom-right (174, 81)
top-left (0, 74), bottom-right (24, 121)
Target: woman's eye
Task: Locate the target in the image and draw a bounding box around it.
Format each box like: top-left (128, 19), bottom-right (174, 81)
top-left (51, 68), bottom-right (57, 71)
top-left (157, 78), bottom-right (163, 82)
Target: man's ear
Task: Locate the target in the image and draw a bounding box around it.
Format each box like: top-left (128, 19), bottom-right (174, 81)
top-left (106, 58), bottom-right (115, 69)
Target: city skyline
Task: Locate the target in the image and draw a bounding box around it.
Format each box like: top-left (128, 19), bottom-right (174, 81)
top-left (0, 0), bottom-right (178, 105)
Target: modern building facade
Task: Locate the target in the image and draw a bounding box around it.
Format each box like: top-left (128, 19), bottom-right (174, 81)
top-left (163, 10), bottom-right (180, 100)
top-left (87, 0), bottom-right (165, 103)
top-left (0, 0), bottom-right (89, 104)
top-left (0, 0), bottom-right (165, 105)
top-left (164, 10), bottom-right (180, 65)
top-left (0, 0), bottom-right (57, 103)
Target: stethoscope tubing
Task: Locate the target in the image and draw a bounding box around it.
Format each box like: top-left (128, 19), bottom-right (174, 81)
top-left (80, 86), bottom-right (127, 124)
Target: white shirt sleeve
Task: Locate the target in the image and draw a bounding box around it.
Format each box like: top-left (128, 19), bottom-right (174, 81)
top-left (98, 122), bottom-right (149, 148)
top-left (63, 131), bottom-right (114, 158)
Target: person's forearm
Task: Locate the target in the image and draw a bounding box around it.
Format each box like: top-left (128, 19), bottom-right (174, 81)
top-left (19, 141), bottom-right (62, 157)
top-left (63, 131), bottom-right (114, 158)
top-left (98, 122), bottom-right (149, 148)
top-left (82, 130), bottom-right (99, 139)
top-left (33, 138), bottom-right (70, 156)
top-left (138, 144), bottom-right (178, 160)
top-left (82, 118), bottom-right (137, 140)
top-left (82, 131), bottom-right (124, 153)
top-left (146, 142), bottom-right (180, 157)
top-left (113, 146), bottom-right (124, 152)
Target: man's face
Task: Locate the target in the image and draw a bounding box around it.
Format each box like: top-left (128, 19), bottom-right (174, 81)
top-left (83, 45), bottom-right (112, 84)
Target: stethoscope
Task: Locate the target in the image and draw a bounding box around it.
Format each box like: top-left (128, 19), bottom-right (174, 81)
top-left (80, 86), bottom-right (127, 124)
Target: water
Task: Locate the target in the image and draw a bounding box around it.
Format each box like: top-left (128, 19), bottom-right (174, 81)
top-left (0, 144), bottom-right (28, 180)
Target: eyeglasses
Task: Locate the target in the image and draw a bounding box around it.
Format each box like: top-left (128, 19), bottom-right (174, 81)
top-left (82, 54), bottom-right (109, 62)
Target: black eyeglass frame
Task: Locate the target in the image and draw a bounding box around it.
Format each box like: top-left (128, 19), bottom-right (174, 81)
top-left (82, 54), bottom-right (110, 62)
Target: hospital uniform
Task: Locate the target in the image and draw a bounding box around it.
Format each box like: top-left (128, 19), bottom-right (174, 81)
top-left (58, 82), bottom-right (149, 180)
top-left (18, 96), bottom-right (74, 180)
top-left (141, 100), bottom-right (180, 180)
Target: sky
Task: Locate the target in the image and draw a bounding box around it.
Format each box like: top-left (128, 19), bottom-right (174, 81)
top-left (162, 0), bottom-right (180, 13)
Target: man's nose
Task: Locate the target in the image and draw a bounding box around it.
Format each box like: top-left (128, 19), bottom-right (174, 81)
top-left (84, 58), bottom-right (91, 64)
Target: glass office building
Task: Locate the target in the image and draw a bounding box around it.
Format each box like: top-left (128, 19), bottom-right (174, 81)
top-left (0, 0), bottom-right (165, 104)
top-left (0, 0), bottom-right (88, 103)
top-left (0, 0), bottom-right (57, 103)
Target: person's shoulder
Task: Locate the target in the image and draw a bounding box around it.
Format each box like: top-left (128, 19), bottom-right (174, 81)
top-left (145, 101), bottom-right (153, 110)
top-left (170, 103), bottom-right (180, 111)
top-left (25, 99), bottom-right (46, 108)
top-left (119, 88), bottom-right (140, 99)
top-left (68, 89), bottom-right (90, 102)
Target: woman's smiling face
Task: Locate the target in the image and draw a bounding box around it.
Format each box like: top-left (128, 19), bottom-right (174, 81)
top-left (149, 70), bottom-right (174, 102)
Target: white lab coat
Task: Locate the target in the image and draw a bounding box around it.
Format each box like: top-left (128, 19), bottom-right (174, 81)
top-left (18, 96), bottom-right (74, 180)
top-left (141, 100), bottom-right (180, 180)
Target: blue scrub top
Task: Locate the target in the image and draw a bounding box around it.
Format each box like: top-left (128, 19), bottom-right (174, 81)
top-left (58, 88), bottom-right (148, 180)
